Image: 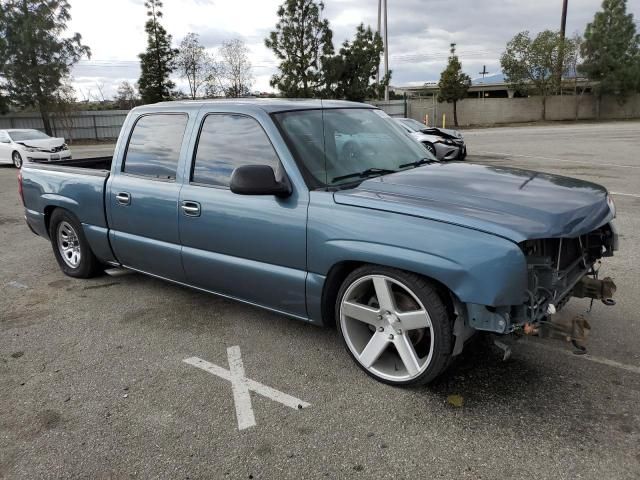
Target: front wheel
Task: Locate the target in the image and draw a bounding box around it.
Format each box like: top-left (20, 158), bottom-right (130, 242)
top-left (49, 209), bottom-right (101, 278)
top-left (336, 266), bottom-right (454, 386)
top-left (12, 151), bottom-right (23, 169)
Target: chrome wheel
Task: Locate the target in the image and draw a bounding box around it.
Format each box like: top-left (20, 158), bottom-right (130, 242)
top-left (57, 221), bottom-right (81, 268)
top-left (12, 151), bottom-right (23, 168)
top-left (340, 274), bottom-right (434, 382)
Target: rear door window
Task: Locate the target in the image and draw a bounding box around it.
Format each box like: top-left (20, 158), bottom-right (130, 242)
top-left (123, 114), bottom-right (188, 179)
top-left (191, 114), bottom-right (279, 187)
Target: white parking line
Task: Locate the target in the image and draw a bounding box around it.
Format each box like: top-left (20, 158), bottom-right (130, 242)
top-left (184, 347), bottom-right (311, 431)
top-left (475, 150), bottom-right (640, 170)
top-left (522, 341), bottom-right (640, 375)
top-left (227, 346), bottom-right (256, 430)
top-left (610, 191), bottom-right (640, 198)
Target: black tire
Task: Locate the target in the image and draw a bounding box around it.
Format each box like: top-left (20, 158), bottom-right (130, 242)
top-left (12, 151), bottom-right (23, 169)
top-left (422, 142), bottom-right (437, 158)
top-left (335, 265), bottom-right (454, 387)
top-left (49, 209), bottom-right (101, 278)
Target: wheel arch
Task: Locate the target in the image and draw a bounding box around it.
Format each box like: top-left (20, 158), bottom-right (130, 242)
top-left (311, 236), bottom-right (527, 326)
top-left (43, 204), bottom-right (59, 238)
top-left (43, 203), bottom-right (80, 238)
top-left (320, 260), bottom-right (456, 328)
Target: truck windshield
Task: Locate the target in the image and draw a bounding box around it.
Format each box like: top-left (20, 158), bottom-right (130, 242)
top-left (9, 130), bottom-right (51, 141)
top-left (273, 108), bottom-right (436, 187)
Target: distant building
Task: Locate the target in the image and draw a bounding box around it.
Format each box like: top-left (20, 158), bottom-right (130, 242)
top-left (392, 72), bottom-right (594, 99)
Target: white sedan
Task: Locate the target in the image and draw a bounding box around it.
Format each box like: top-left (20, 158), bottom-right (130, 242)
top-left (394, 118), bottom-right (467, 161)
top-left (0, 129), bottom-right (71, 168)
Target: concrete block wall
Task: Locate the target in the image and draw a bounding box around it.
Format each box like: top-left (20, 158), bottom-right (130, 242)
top-left (405, 94), bottom-right (640, 127)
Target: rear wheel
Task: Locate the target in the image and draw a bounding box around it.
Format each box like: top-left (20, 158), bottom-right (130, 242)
top-left (336, 265), bottom-right (454, 386)
top-left (12, 151), bottom-right (23, 169)
top-left (49, 209), bottom-right (101, 278)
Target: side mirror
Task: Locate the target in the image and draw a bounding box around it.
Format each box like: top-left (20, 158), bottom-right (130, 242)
top-left (230, 164), bottom-right (292, 197)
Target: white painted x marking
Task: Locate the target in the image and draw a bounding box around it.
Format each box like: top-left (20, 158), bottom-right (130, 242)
top-left (184, 346), bottom-right (311, 430)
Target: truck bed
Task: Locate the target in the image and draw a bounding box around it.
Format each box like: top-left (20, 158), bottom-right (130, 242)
top-left (21, 157), bottom-right (112, 258)
top-left (31, 155), bottom-right (112, 171)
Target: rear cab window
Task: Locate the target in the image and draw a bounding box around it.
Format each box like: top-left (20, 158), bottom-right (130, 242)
top-left (123, 114), bottom-right (188, 180)
top-left (190, 114), bottom-right (280, 188)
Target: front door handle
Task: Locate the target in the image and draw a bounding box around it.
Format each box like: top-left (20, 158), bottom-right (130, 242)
top-left (181, 201), bottom-right (201, 217)
top-left (115, 192), bottom-right (131, 205)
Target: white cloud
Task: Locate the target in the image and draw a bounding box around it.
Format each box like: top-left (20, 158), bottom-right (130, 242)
top-left (66, 0), bottom-right (640, 98)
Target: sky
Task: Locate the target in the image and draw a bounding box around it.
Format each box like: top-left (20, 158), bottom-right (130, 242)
top-left (67, 0), bottom-right (640, 99)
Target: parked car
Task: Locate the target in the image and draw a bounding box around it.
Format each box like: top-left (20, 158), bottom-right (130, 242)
top-left (0, 129), bottom-right (71, 168)
top-left (19, 100), bottom-right (618, 386)
top-left (394, 117), bottom-right (466, 160)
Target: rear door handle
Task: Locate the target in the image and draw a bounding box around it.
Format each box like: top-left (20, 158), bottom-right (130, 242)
top-left (181, 201), bottom-right (201, 217)
top-left (115, 192), bottom-right (131, 205)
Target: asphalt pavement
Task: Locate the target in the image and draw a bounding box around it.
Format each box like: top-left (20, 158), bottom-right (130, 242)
top-left (1, 121), bottom-right (639, 479)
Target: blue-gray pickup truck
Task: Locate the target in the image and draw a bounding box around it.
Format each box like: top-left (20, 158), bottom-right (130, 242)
top-left (19, 100), bottom-right (618, 386)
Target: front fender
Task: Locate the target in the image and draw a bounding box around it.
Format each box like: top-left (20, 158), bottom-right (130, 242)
top-left (307, 192), bottom-right (527, 322)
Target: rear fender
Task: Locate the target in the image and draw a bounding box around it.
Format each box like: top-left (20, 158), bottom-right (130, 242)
top-left (40, 197), bottom-right (115, 264)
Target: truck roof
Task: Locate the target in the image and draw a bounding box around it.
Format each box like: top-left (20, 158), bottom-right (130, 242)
top-left (147, 98), bottom-right (373, 113)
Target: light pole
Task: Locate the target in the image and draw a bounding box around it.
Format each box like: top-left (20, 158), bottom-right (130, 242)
top-left (479, 65), bottom-right (488, 100)
top-left (383, 0), bottom-right (389, 101)
top-left (376, 0), bottom-right (381, 86)
top-left (558, 0), bottom-right (569, 91)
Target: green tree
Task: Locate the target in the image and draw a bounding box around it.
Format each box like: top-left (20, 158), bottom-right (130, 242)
top-left (175, 33), bottom-right (218, 100)
top-left (265, 0), bottom-right (334, 97)
top-left (0, 0), bottom-right (90, 134)
top-left (580, 0), bottom-right (640, 108)
top-left (324, 24), bottom-right (385, 102)
top-left (115, 81), bottom-right (139, 110)
top-left (137, 0), bottom-right (177, 104)
top-left (437, 44), bottom-right (471, 127)
top-left (220, 39), bottom-right (254, 98)
top-left (50, 77), bottom-right (77, 142)
top-left (500, 30), bottom-right (574, 120)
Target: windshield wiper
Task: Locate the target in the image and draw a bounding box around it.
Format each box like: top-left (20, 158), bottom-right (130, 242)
top-left (399, 157), bottom-right (438, 169)
top-left (332, 168), bottom-right (396, 183)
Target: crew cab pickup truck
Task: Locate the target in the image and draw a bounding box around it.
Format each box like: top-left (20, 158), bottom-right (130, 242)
top-left (19, 100), bottom-right (618, 386)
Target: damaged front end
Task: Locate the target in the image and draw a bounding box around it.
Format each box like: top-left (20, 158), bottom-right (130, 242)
top-left (518, 222), bottom-right (618, 326)
top-left (463, 222), bottom-right (618, 342)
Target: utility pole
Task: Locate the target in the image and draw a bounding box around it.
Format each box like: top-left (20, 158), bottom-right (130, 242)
top-left (558, 0), bottom-right (569, 91)
top-left (479, 65), bottom-right (488, 100)
top-left (560, 0), bottom-right (568, 39)
top-left (383, 0), bottom-right (389, 101)
top-left (376, 0), bottom-right (381, 87)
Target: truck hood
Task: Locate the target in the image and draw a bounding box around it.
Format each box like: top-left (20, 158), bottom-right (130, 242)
top-left (333, 162), bottom-right (614, 243)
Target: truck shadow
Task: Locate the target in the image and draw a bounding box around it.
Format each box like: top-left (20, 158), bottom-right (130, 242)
top-left (108, 272), bottom-right (636, 445)
top-left (420, 335), bottom-right (638, 445)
